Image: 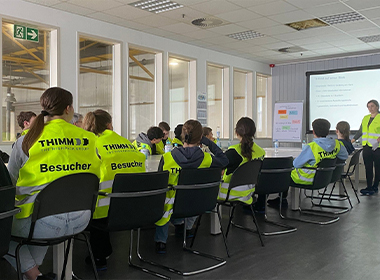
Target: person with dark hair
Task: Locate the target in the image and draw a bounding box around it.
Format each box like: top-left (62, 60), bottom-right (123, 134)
top-left (16, 111), bottom-right (37, 137)
top-left (5, 87), bottom-right (100, 280)
top-left (202, 126), bottom-right (216, 142)
top-left (268, 118), bottom-right (348, 208)
top-left (218, 117), bottom-right (265, 205)
top-left (336, 121), bottom-right (355, 154)
top-left (156, 121), bottom-right (171, 154)
top-left (154, 119), bottom-right (228, 254)
top-left (352, 99), bottom-right (380, 195)
top-left (133, 126), bottom-right (164, 155)
top-left (70, 112), bottom-right (84, 128)
top-left (172, 124), bottom-right (183, 146)
top-left (83, 109), bottom-right (145, 270)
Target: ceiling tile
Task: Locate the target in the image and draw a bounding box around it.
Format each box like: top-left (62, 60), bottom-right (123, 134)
top-left (290, 37), bottom-right (324, 46)
top-left (201, 35), bottom-right (237, 44)
top-left (183, 29), bottom-right (221, 39)
top-left (143, 28), bottom-right (177, 38)
top-left (161, 22), bottom-right (200, 33)
top-left (255, 24), bottom-right (295, 36)
top-left (215, 9), bottom-right (261, 23)
top-left (117, 20), bottom-right (151, 30)
top-left (207, 24), bottom-right (247, 35)
top-left (368, 42), bottom-right (380, 48)
top-left (343, 0), bottom-right (380, 11)
top-left (314, 47), bottom-right (346, 55)
top-left (244, 36), bottom-right (280, 45)
top-left (159, 7), bottom-right (208, 22)
top-left (272, 31), bottom-right (309, 41)
top-left (299, 42), bottom-right (336, 50)
top-left (187, 39), bottom-right (214, 47)
top-left (332, 20), bottom-right (377, 33)
top-left (304, 2), bottom-right (352, 17)
top-left (347, 28), bottom-right (380, 37)
top-left (227, 0), bottom-right (278, 8)
top-left (265, 41), bottom-right (293, 50)
top-left (177, 0), bottom-right (209, 5)
top-left (329, 38), bottom-right (363, 47)
top-left (87, 12), bottom-right (124, 24)
top-left (247, 1), bottom-right (298, 16)
top-left (190, 0), bottom-right (241, 15)
top-left (164, 33), bottom-right (194, 43)
top-left (284, 0), bottom-right (340, 9)
top-left (222, 41), bottom-right (252, 49)
top-left (299, 26), bottom-right (345, 37)
top-left (268, 10), bottom-right (315, 24)
top-left (339, 43), bottom-right (375, 52)
top-left (51, 2), bottom-right (95, 15)
top-left (104, 4), bottom-right (149, 20)
top-left (357, 7), bottom-right (380, 20)
top-left (67, 0), bottom-right (123, 11)
top-left (131, 15), bottom-right (177, 27)
top-left (114, 0), bottom-right (137, 4)
top-left (24, 0), bottom-right (62, 6)
top-left (238, 17), bottom-right (279, 29)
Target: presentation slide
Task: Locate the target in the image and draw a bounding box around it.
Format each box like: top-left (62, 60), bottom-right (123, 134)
top-left (308, 67), bottom-right (380, 131)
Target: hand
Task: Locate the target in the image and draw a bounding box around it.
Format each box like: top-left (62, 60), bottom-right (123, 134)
top-left (377, 137), bottom-right (380, 143)
top-left (351, 138), bottom-right (356, 143)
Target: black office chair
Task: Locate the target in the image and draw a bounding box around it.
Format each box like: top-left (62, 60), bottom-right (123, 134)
top-left (217, 160), bottom-right (264, 247)
top-left (0, 186), bottom-right (20, 258)
top-left (10, 173), bottom-right (100, 280)
top-left (254, 157), bottom-right (297, 236)
top-left (91, 171), bottom-right (170, 280)
top-left (285, 158), bottom-right (339, 225)
top-left (140, 168), bottom-right (227, 276)
top-left (340, 148), bottom-right (362, 203)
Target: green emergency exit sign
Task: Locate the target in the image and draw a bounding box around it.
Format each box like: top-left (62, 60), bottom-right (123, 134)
top-left (13, 25), bottom-right (39, 42)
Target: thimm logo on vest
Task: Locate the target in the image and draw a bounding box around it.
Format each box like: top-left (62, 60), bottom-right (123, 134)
top-left (38, 137), bottom-right (89, 151)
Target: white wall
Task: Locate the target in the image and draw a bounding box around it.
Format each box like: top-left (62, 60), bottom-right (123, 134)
top-left (0, 0), bottom-right (270, 153)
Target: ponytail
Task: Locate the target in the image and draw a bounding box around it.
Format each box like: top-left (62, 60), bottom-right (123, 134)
top-left (83, 109), bottom-right (112, 136)
top-left (240, 135), bottom-right (253, 161)
top-left (235, 117), bottom-right (256, 161)
top-left (22, 113), bottom-right (46, 156)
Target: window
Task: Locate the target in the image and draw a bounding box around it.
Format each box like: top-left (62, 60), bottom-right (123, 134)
top-left (169, 57), bottom-right (189, 127)
top-left (2, 20), bottom-right (52, 142)
top-left (207, 64), bottom-right (229, 138)
top-left (233, 69), bottom-right (249, 129)
top-left (256, 73), bottom-right (272, 138)
top-left (78, 37), bottom-right (113, 116)
top-left (129, 48), bottom-right (156, 139)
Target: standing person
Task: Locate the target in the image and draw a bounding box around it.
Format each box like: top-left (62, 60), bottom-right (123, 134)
top-left (268, 118), bottom-right (348, 208)
top-left (156, 121), bottom-right (171, 154)
top-left (352, 99), bottom-right (380, 195)
top-left (218, 117), bottom-right (265, 205)
top-left (5, 87), bottom-right (100, 280)
top-left (70, 112), bottom-right (84, 128)
top-left (172, 124), bottom-right (183, 147)
top-left (16, 111), bottom-right (36, 138)
top-left (83, 109), bottom-right (145, 270)
top-left (154, 119), bottom-right (228, 254)
top-left (133, 126), bottom-right (164, 155)
top-left (336, 121), bottom-right (355, 154)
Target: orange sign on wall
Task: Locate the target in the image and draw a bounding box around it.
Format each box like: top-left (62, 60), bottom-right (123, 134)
top-left (278, 110), bottom-right (287, 114)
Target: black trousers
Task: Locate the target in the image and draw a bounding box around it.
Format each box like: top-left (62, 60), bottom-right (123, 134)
top-left (362, 145), bottom-right (380, 188)
top-left (89, 218), bottom-right (113, 259)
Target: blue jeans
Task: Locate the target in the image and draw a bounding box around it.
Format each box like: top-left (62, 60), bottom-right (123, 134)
top-left (155, 216), bottom-right (197, 243)
top-left (4, 210), bottom-right (91, 273)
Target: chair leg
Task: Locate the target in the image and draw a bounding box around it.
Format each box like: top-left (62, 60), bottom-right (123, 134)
top-left (249, 205), bottom-right (264, 247)
top-left (348, 176), bottom-right (360, 203)
top-left (189, 215), bottom-right (202, 248)
top-left (216, 204), bottom-right (230, 257)
top-left (61, 238), bottom-right (72, 280)
top-left (226, 205), bottom-right (236, 238)
top-left (341, 179), bottom-right (353, 208)
top-left (15, 243), bottom-right (23, 280)
top-left (80, 232), bottom-right (99, 280)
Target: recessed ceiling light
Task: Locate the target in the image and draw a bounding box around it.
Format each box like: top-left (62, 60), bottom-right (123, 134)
top-left (129, 0), bottom-right (183, 14)
top-left (358, 34), bottom-right (380, 43)
top-left (227, 30), bottom-right (265, 41)
top-left (320, 11), bottom-right (365, 25)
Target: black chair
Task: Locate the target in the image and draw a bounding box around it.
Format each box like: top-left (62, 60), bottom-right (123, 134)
top-left (217, 160), bottom-right (264, 246)
top-left (140, 168), bottom-right (227, 276)
top-left (285, 158), bottom-right (339, 225)
top-left (10, 173), bottom-right (100, 280)
top-left (340, 148), bottom-right (362, 203)
top-left (0, 186), bottom-right (20, 258)
top-left (254, 157), bottom-right (297, 236)
top-left (91, 171), bottom-right (170, 280)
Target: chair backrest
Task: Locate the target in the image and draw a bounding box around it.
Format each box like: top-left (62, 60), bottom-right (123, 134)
top-left (310, 158), bottom-right (337, 190)
top-left (32, 173), bottom-right (99, 222)
top-left (0, 157), bottom-right (12, 187)
top-left (345, 148), bottom-right (362, 175)
top-left (255, 157), bottom-right (293, 195)
top-left (330, 158), bottom-right (346, 184)
top-left (0, 186), bottom-right (19, 257)
top-left (171, 168), bottom-right (222, 219)
top-left (106, 171), bottom-right (169, 231)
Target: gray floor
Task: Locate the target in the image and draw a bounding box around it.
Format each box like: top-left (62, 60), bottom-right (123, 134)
top-left (2, 182), bottom-right (380, 280)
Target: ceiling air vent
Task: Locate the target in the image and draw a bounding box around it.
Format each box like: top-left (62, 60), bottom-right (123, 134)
top-left (191, 17), bottom-right (227, 28)
top-left (278, 46), bottom-right (307, 53)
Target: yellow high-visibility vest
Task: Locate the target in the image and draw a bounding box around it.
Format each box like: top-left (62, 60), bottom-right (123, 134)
top-left (361, 114), bottom-right (380, 147)
top-left (155, 151), bottom-right (212, 226)
top-left (291, 140), bottom-right (341, 185)
top-left (94, 130), bottom-right (146, 219)
top-left (132, 140), bottom-right (152, 155)
top-left (218, 143), bottom-right (265, 204)
top-left (16, 119), bottom-right (100, 219)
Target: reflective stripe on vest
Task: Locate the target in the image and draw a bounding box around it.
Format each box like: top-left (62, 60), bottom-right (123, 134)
top-left (132, 140), bottom-right (152, 155)
top-left (291, 140), bottom-right (341, 185)
top-left (219, 143), bottom-right (265, 205)
top-left (155, 151), bottom-right (212, 226)
top-left (171, 138), bottom-right (183, 146)
top-left (16, 119), bottom-right (100, 219)
top-left (362, 114), bottom-right (380, 147)
top-left (156, 140), bottom-right (165, 155)
top-left (94, 130), bottom-right (146, 219)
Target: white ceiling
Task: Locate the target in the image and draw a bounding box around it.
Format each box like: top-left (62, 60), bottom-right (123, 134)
top-left (23, 0), bottom-right (380, 64)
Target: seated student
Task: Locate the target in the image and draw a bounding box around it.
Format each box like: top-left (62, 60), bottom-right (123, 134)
top-left (70, 112), bottom-right (84, 128)
top-left (133, 126), bottom-right (164, 155)
top-left (5, 87), bottom-right (100, 280)
top-left (16, 111), bottom-right (36, 138)
top-left (336, 121), bottom-right (355, 154)
top-left (172, 124), bottom-right (183, 146)
top-left (268, 118), bottom-right (348, 208)
top-left (218, 117), bottom-right (265, 204)
top-left (203, 126), bottom-right (216, 143)
top-left (154, 119), bottom-right (228, 254)
top-left (83, 109), bottom-right (145, 270)
top-left (156, 121), bottom-right (171, 154)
